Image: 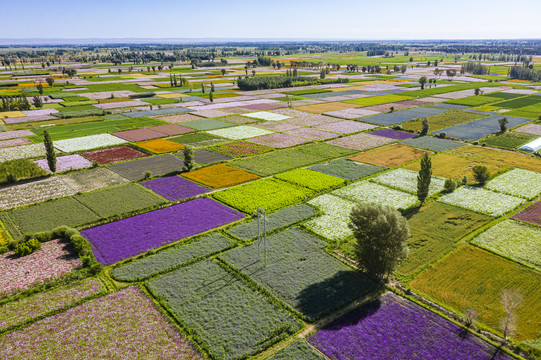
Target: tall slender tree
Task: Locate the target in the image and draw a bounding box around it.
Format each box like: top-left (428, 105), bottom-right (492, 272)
top-left (43, 130), bottom-right (56, 173)
top-left (417, 153), bottom-right (432, 206)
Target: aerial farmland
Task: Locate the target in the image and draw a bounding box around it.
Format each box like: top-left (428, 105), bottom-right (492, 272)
top-left (0, 38), bottom-right (540, 360)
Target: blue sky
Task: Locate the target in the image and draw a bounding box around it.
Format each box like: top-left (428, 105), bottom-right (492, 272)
top-left (2, 0), bottom-right (540, 39)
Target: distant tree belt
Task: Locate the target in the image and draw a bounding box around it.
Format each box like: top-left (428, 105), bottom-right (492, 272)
top-left (237, 76), bottom-right (348, 91)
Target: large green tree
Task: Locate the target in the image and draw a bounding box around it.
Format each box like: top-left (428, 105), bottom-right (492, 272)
top-left (417, 153), bottom-right (432, 206)
top-left (348, 203), bottom-right (410, 280)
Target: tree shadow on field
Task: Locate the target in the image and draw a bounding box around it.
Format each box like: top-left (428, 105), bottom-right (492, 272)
top-left (295, 270), bottom-right (381, 323)
top-left (399, 206), bottom-right (420, 220)
top-left (310, 293), bottom-right (383, 332)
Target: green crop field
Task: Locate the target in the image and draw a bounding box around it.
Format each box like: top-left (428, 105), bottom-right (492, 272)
top-left (147, 260), bottom-right (303, 360)
top-left (0, 197), bottom-right (100, 238)
top-left (221, 228), bottom-right (377, 321)
top-left (74, 183), bottom-right (166, 218)
top-left (28, 117), bottom-right (166, 142)
top-left (112, 232), bottom-right (236, 281)
top-left (232, 144), bottom-right (356, 177)
top-left (213, 178), bottom-right (314, 213)
top-left (398, 202), bottom-right (492, 276)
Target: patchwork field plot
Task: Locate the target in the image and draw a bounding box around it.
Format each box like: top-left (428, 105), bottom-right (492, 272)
top-left (512, 201), bottom-right (541, 226)
top-left (225, 204), bottom-right (316, 242)
top-left (309, 292), bottom-right (512, 360)
top-left (183, 163), bottom-right (259, 188)
top-left (147, 260), bottom-right (303, 360)
top-left (222, 228), bottom-right (377, 320)
top-left (305, 194), bottom-right (357, 241)
top-left (107, 154), bottom-right (185, 180)
top-left (74, 183), bottom-right (166, 218)
top-left (295, 102), bottom-right (358, 114)
top-left (398, 202), bottom-right (492, 276)
top-left (242, 111), bottom-right (290, 121)
top-left (112, 233), bottom-right (236, 282)
top-left (402, 111), bottom-right (487, 132)
top-left (309, 158), bottom-right (387, 180)
top-left (183, 118), bottom-right (237, 131)
top-left (232, 143), bottom-right (356, 176)
top-left (315, 120), bottom-right (376, 134)
top-left (267, 340), bottom-right (324, 360)
top-left (0, 278), bottom-right (106, 332)
top-left (0, 239), bottom-right (81, 297)
top-left (446, 146), bottom-right (541, 173)
top-left (471, 219), bottom-right (541, 270)
top-left (400, 136), bottom-right (465, 152)
top-left (168, 132), bottom-right (228, 147)
top-left (207, 125), bottom-right (274, 140)
top-left (516, 124), bottom-right (541, 135)
top-left (282, 114), bottom-right (342, 127)
top-left (483, 132), bottom-right (537, 150)
top-left (213, 178), bottom-right (313, 213)
top-left (333, 181), bottom-right (418, 210)
top-left (249, 133), bottom-right (311, 148)
top-left (327, 133), bottom-right (395, 151)
top-left (370, 128), bottom-right (416, 140)
top-left (82, 198), bottom-right (243, 265)
top-left (35, 154), bottom-right (92, 173)
top-left (486, 168), bottom-right (541, 199)
top-left (371, 168), bottom-right (446, 196)
top-left (343, 94), bottom-right (413, 107)
top-left (175, 148), bottom-right (233, 164)
top-left (274, 168), bottom-right (345, 192)
top-left (81, 145), bottom-right (150, 165)
top-left (213, 141), bottom-right (272, 157)
top-left (134, 138), bottom-right (184, 154)
top-left (0, 287), bottom-right (202, 359)
top-left (405, 153), bottom-right (502, 183)
top-left (111, 128), bottom-right (164, 141)
top-left (350, 143), bottom-right (430, 168)
top-left (0, 176), bottom-right (77, 211)
top-left (142, 176), bottom-right (208, 201)
top-left (60, 167), bottom-right (129, 193)
top-left (0, 197), bottom-right (100, 238)
top-left (0, 143), bottom-right (51, 162)
top-left (53, 134), bottom-right (127, 152)
top-left (438, 186), bottom-right (525, 217)
top-left (410, 246), bottom-right (541, 341)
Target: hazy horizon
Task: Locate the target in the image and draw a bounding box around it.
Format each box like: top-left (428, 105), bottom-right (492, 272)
top-left (2, 0), bottom-right (540, 42)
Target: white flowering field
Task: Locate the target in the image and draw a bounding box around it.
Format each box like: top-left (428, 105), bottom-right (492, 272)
top-left (53, 134), bottom-right (127, 153)
top-left (0, 143), bottom-right (52, 162)
top-left (370, 168), bottom-right (446, 196)
top-left (439, 186), bottom-right (524, 217)
top-left (305, 194), bottom-right (356, 241)
top-left (242, 111), bottom-right (291, 121)
top-left (207, 126), bottom-right (273, 140)
top-left (471, 219), bottom-right (541, 269)
top-left (332, 181), bottom-right (418, 210)
top-left (486, 168), bottom-right (541, 199)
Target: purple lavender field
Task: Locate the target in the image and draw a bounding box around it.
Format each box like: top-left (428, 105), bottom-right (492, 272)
top-left (370, 128), bottom-right (416, 140)
top-left (81, 198), bottom-right (243, 265)
top-left (142, 176), bottom-right (209, 201)
top-left (309, 292), bottom-right (512, 360)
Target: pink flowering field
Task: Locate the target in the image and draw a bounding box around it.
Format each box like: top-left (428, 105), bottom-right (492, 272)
top-left (35, 154), bottom-right (93, 173)
top-left (0, 287), bottom-right (202, 360)
top-left (0, 239), bottom-right (81, 297)
top-left (0, 278), bottom-right (106, 332)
